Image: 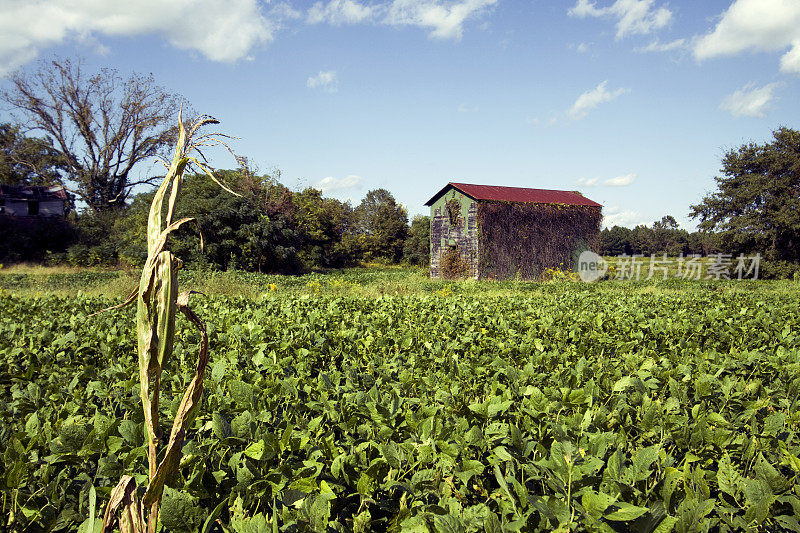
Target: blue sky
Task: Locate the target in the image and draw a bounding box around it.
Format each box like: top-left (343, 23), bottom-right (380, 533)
top-left (1, 0), bottom-right (799, 228)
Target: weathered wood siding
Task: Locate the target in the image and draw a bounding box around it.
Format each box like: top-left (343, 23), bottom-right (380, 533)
top-left (429, 189), bottom-right (479, 279)
top-left (0, 199), bottom-right (65, 217)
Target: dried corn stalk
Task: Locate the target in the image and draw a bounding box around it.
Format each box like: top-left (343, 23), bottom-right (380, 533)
top-left (99, 111), bottom-right (238, 533)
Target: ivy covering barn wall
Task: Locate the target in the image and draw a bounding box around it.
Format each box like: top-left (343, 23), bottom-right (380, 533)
top-left (429, 189), bottom-right (479, 279)
top-left (477, 201), bottom-right (602, 279)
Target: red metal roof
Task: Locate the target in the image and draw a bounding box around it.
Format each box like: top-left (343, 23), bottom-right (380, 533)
top-left (425, 182), bottom-right (602, 207)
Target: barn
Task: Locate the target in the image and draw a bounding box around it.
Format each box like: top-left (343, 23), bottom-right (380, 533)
top-left (425, 182), bottom-right (602, 280)
top-left (0, 185), bottom-right (69, 217)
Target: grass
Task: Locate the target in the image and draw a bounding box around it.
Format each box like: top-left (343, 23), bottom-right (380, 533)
top-left (0, 262), bottom-right (117, 274)
top-left (2, 263), bottom-right (799, 300)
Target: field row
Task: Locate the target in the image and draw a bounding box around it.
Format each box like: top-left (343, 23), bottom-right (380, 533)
top-left (1, 289), bottom-right (799, 531)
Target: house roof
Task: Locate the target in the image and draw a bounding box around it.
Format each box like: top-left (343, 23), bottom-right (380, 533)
top-left (0, 185), bottom-right (69, 202)
top-left (424, 182), bottom-right (602, 207)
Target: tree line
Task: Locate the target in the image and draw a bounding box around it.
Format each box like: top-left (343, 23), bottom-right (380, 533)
top-left (599, 216), bottom-right (720, 257)
top-left (101, 172), bottom-right (431, 271)
top-left (2, 58), bottom-right (799, 277)
top-left (1, 163), bottom-right (431, 271)
top-left (0, 58), bottom-right (430, 271)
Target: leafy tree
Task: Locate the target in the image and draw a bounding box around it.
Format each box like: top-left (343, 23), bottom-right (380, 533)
top-left (293, 188), bottom-right (356, 268)
top-left (117, 170), bottom-right (302, 272)
top-left (651, 216), bottom-right (688, 256)
top-left (3, 58), bottom-right (179, 212)
top-left (68, 210), bottom-right (121, 265)
top-left (686, 231), bottom-right (719, 256)
top-left (653, 215), bottom-right (679, 230)
top-left (0, 123), bottom-right (65, 186)
top-left (354, 188), bottom-right (408, 263)
top-left (403, 215), bottom-right (430, 265)
top-left (690, 127), bottom-right (800, 261)
top-left (599, 226), bottom-right (633, 256)
top-left (600, 217), bottom-right (724, 257)
top-left (599, 219), bottom-right (694, 256)
top-left (629, 225), bottom-right (655, 256)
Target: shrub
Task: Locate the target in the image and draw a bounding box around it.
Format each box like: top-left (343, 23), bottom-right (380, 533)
top-left (440, 246), bottom-right (467, 279)
top-left (759, 260), bottom-right (800, 280)
top-left (0, 216), bottom-right (75, 262)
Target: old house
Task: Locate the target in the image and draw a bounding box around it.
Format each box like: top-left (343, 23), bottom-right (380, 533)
top-left (425, 182), bottom-right (602, 279)
top-left (0, 185), bottom-right (69, 217)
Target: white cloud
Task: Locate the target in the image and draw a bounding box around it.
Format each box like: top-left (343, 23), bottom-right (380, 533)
top-left (569, 0), bottom-right (604, 17)
top-left (568, 80), bottom-right (629, 120)
top-left (635, 38), bottom-right (686, 53)
top-left (307, 0), bottom-right (377, 25)
top-left (568, 0), bottom-right (672, 39)
top-left (0, 0), bottom-right (499, 75)
top-left (269, 2), bottom-right (303, 23)
top-left (0, 0), bottom-right (275, 75)
top-left (385, 0), bottom-right (498, 40)
top-left (315, 174), bottom-right (363, 193)
top-left (305, 0), bottom-right (497, 39)
top-left (781, 44), bottom-right (800, 73)
top-left (603, 209), bottom-right (642, 227)
top-left (603, 173), bottom-right (637, 186)
top-left (307, 70), bottom-right (338, 91)
top-left (694, 0), bottom-right (800, 75)
top-left (74, 32), bottom-right (111, 56)
top-left (719, 82), bottom-right (781, 117)
top-left (577, 177), bottom-right (600, 186)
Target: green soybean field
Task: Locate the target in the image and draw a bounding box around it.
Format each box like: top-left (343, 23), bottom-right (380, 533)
top-left (2, 281), bottom-right (800, 532)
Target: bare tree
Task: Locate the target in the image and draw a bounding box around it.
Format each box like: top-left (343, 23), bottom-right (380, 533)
top-left (3, 58), bottom-right (181, 212)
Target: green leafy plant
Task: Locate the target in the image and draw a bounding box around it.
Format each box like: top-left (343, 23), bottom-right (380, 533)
top-left (440, 245), bottom-right (468, 279)
top-left (446, 198), bottom-right (462, 226)
top-left (3, 272), bottom-right (800, 531)
top-left (477, 202), bottom-right (601, 280)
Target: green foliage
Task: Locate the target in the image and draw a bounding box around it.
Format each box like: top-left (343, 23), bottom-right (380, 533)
top-left (160, 487), bottom-right (203, 532)
top-left (0, 123), bottom-right (66, 187)
top-left (478, 202), bottom-right (601, 279)
top-left (117, 171), bottom-right (303, 272)
top-left (114, 176), bottom-right (414, 272)
top-left (0, 216), bottom-right (74, 263)
top-left (600, 225), bottom-right (635, 256)
top-left (66, 210), bottom-right (121, 266)
top-left (599, 219), bottom-right (720, 257)
top-left (758, 259), bottom-right (800, 280)
top-left (691, 127), bottom-right (800, 261)
top-left (292, 187), bottom-right (357, 269)
top-left (403, 215), bottom-right (430, 265)
top-left (2, 284), bottom-right (800, 530)
top-left (440, 245), bottom-right (467, 279)
top-left (1, 171), bottom-right (418, 271)
top-left (354, 188), bottom-right (409, 263)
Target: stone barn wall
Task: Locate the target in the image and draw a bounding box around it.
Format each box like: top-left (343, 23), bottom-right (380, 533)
top-left (429, 189), bottom-right (479, 279)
